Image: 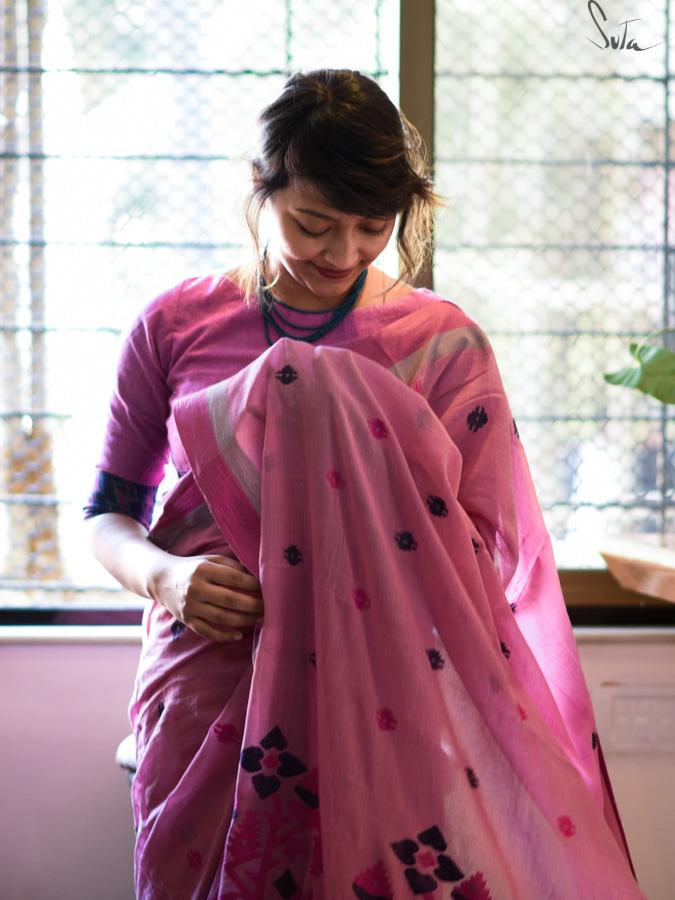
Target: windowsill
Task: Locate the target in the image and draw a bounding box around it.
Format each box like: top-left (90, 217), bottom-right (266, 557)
top-left (0, 623), bottom-right (673, 645)
top-left (1, 569), bottom-right (675, 628)
top-left (0, 625), bottom-right (142, 643)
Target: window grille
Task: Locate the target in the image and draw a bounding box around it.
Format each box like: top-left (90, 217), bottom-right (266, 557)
top-left (0, 0), bottom-right (398, 606)
top-left (434, 0), bottom-right (672, 567)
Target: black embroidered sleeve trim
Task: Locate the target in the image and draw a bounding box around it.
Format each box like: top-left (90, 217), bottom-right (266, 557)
top-left (83, 470), bottom-right (158, 529)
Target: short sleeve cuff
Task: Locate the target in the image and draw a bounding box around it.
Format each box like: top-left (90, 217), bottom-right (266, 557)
top-left (83, 470), bottom-right (158, 529)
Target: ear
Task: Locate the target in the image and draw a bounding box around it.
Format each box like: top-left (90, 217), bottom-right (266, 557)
top-left (251, 161), bottom-right (263, 191)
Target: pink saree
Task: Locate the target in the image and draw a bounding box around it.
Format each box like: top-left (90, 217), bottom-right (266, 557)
top-left (130, 304), bottom-right (645, 899)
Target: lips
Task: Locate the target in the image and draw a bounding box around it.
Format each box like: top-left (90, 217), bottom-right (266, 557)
top-left (312, 263), bottom-right (355, 280)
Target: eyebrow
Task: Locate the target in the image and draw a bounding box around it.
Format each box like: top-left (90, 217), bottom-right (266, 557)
top-left (295, 207), bottom-right (335, 221)
top-left (295, 207), bottom-right (386, 223)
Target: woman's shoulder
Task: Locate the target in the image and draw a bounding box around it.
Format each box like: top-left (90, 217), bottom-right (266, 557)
top-left (132, 270), bottom-right (246, 329)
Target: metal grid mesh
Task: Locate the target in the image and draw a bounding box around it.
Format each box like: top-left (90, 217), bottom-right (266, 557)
top-left (0, 0), bottom-right (397, 604)
top-left (434, 0), bottom-right (672, 566)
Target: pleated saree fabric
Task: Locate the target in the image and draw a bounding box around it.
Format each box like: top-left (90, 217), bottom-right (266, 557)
top-left (129, 299), bottom-right (645, 899)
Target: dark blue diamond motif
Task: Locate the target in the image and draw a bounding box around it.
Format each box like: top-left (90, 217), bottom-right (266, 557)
top-left (275, 365), bottom-right (298, 385)
top-left (467, 405), bottom-right (488, 432)
top-left (426, 495), bottom-right (448, 517)
top-left (284, 545), bottom-right (303, 565)
top-left (426, 648), bottom-right (446, 670)
top-left (466, 767), bottom-right (480, 788)
top-left (170, 620), bottom-right (186, 640)
top-left (394, 531), bottom-right (418, 551)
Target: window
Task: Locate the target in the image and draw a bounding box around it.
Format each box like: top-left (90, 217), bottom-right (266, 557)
top-left (434, 0), bottom-right (673, 572)
top-left (2, 0), bottom-right (672, 619)
top-left (1, 0), bottom-right (398, 609)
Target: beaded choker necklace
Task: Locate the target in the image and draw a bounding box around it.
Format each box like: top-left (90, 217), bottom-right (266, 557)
top-left (259, 268), bottom-right (368, 347)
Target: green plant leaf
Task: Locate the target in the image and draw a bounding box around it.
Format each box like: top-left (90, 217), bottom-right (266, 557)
top-left (604, 341), bottom-right (675, 404)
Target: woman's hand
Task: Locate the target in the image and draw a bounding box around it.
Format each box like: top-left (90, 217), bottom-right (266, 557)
top-left (148, 553), bottom-right (264, 642)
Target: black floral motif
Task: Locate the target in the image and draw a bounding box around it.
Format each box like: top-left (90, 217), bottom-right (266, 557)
top-left (170, 620), bottom-right (186, 640)
top-left (510, 602), bottom-right (518, 613)
top-left (294, 768), bottom-right (319, 809)
top-left (426, 648), bottom-right (446, 670)
top-left (274, 869), bottom-right (299, 898)
top-left (157, 701), bottom-right (165, 717)
top-left (283, 545), bottom-right (303, 565)
top-left (500, 641), bottom-right (511, 659)
top-left (471, 538), bottom-right (480, 553)
top-left (240, 725), bottom-right (308, 801)
top-left (592, 730), bottom-right (599, 750)
top-left (308, 651), bottom-right (316, 669)
top-left (465, 767), bottom-right (480, 789)
top-left (426, 495), bottom-right (448, 517)
top-left (467, 405), bottom-right (488, 432)
top-left (394, 531), bottom-right (418, 551)
top-left (513, 417), bottom-right (520, 439)
top-left (391, 824), bottom-right (464, 894)
top-left (275, 365), bottom-right (298, 385)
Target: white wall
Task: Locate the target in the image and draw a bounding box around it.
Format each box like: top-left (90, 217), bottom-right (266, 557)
top-left (1, 627), bottom-right (673, 900)
top-left (0, 629), bottom-right (139, 900)
top-left (575, 628), bottom-right (675, 900)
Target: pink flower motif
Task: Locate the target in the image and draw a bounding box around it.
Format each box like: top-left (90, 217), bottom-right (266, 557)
top-left (352, 588), bottom-right (371, 609)
top-left (558, 815), bottom-right (576, 837)
top-left (326, 469), bottom-right (345, 489)
top-left (414, 378), bottom-right (423, 393)
top-left (352, 860), bottom-right (393, 898)
top-left (418, 850), bottom-right (436, 868)
top-left (367, 418), bottom-right (389, 439)
top-left (517, 704), bottom-right (528, 721)
top-left (213, 723), bottom-right (239, 744)
top-left (454, 871), bottom-right (493, 899)
top-left (262, 751), bottom-right (279, 769)
top-left (224, 810), bottom-right (262, 867)
top-left (376, 708), bottom-right (398, 730)
top-left (186, 849), bottom-right (203, 871)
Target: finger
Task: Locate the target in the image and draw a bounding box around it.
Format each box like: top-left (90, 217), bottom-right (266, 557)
top-left (194, 581), bottom-right (264, 616)
top-left (196, 600), bottom-right (263, 630)
top-left (201, 557), bottom-right (262, 594)
top-left (187, 617), bottom-right (247, 643)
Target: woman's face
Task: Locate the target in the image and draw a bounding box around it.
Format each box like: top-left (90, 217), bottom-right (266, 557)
top-left (265, 178), bottom-right (396, 305)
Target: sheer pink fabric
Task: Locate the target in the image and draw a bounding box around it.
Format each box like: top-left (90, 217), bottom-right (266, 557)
top-left (129, 307), bottom-right (645, 899)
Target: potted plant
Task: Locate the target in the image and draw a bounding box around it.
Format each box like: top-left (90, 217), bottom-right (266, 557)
top-left (601, 332), bottom-right (675, 602)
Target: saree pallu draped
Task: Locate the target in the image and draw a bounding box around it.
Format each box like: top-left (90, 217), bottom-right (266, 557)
top-left (130, 309), bottom-right (645, 900)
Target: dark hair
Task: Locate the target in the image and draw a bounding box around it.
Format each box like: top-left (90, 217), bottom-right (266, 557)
top-left (240, 68), bottom-right (441, 302)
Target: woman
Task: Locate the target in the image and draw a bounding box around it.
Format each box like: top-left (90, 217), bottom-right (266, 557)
top-left (85, 70), bottom-right (645, 899)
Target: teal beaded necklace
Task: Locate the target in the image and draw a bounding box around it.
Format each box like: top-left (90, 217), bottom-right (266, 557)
top-left (259, 268), bottom-right (368, 346)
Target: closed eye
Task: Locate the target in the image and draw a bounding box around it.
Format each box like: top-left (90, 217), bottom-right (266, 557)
top-left (297, 222), bottom-right (329, 237)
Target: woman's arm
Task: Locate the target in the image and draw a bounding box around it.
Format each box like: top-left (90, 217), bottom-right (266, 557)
top-left (86, 511), bottom-right (264, 642)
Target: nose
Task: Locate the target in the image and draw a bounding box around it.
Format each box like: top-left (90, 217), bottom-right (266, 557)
top-left (323, 229), bottom-right (361, 269)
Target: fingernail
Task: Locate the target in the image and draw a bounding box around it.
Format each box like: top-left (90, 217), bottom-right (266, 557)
top-left (230, 632), bottom-right (243, 641)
